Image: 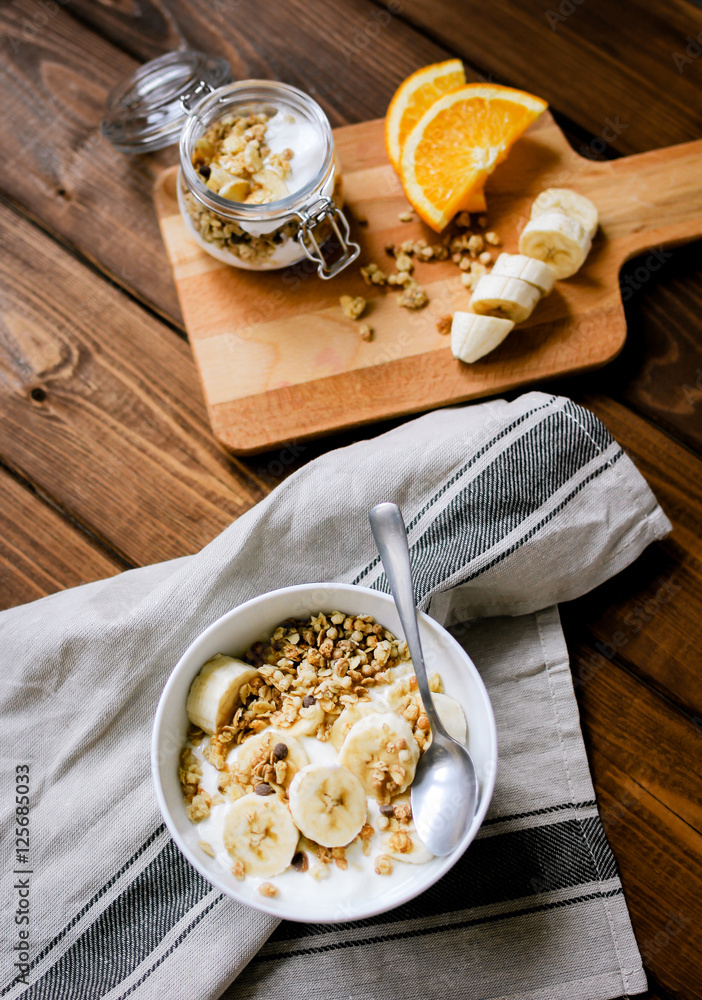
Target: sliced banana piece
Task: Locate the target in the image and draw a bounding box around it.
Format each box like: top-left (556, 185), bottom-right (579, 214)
top-left (186, 654), bottom-right (259, 735)
top-left (223, 793), bottom-right (298, 878)
top-left (386, 680), bottom-right (467, 744)
top-left (432, 692), bottom-right (467, 744)
top-left (289, 763), bottom-right (367, 848)
top-left (491, 253), bottom-right (556, 295)
top-left (519, 212), bottom-right (591, 279)
top-left (380, 794), bottom-right (434, 865)
top-left (470, 274), bottom-right (541, 324)
top-left (451, 312), bottom-right (514, 364)
top-left (339, 713), bottom-right (419, 799)
top-left (286, 700), bottom-right (325, 737)
top-left (245, 167), bottom-right (289, 205)
top-left (233, 729), bottom-right (309, 792)
top-left (330, 701), bottom-right (384, 750)
top-left (218, 176), bottom-right (251, 202)
top-left (530, 187), bottom-right (598, 239)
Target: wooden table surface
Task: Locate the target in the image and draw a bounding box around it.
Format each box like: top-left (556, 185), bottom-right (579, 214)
top-left (0, 2), bottom-right (700, 997)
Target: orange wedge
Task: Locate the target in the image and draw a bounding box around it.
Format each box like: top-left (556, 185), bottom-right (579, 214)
top-left (399, 84), bottom-right (548, 231)
top-left (385, 59), bottom-right (466, 172)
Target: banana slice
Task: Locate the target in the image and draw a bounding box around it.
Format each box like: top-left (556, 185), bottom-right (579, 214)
top-left (451, 312), bottom-right (514, 364)
top-left (491, 253), bottom-right (556, 295)
top-left (233, 729), bottom-right (309, 792)
top-left (218, 176), bottom-right (251, 202)
top-left (386, 680), bottom-right (467, 744)
top-left (286, 700), bottom-right (325, 737)
top-left (470, 274), bottom-right (541, 323)
top-left (519, 212), bottom-right (591, 279)
top-left (339, 713), bottom-right (419, 799)
top-left (530, 188), bottom-right (598, 239)
top-left (330, 701), bottom-right (383, 750)
top-left (223, 793), bottom-right (298, 877)
top-left (289, 763), bottom-right (367, 848)
top-left (204, 166), bottom-right (232, 194)
top-left (379, 794), bottom-right (434, 865)
top-left (186, 654), bottom-right (259, 735)
top-left (432, 693), bottom-right (467, 744)
top-left (245, 168), bottom-right (289, 205)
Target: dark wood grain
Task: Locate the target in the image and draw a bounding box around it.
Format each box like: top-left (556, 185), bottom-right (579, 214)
top-left (560, 396), bottom-right (702, 717)
top-left (380, 0), bottom-right (702, 156)
top-left (575, 645), bottom-right (702, 997)
top-left (0, 200), bottom-right (266, 567)
top-left (0, 466), bottom-right (125, 609)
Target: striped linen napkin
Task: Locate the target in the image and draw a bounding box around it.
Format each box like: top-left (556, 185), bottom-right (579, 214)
top-left (0, 391), bottom-right (667, 1000)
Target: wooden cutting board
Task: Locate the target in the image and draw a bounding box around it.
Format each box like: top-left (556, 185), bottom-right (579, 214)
top-left (154, 113), bottom-right (702, 454)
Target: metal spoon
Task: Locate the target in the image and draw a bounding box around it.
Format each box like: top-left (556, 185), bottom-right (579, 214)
top-left (369, 502), bottom-right (479, 856)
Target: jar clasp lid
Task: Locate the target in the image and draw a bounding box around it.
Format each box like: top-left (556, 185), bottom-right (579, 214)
top-left (295, 197), bottom-right (360, 279)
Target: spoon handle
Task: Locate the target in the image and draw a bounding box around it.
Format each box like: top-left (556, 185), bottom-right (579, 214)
top-left (369, 502), bottom-right (448, 738)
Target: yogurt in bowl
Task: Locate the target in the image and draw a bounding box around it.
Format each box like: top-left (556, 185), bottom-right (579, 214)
top-left (152, 583), bottom-right (497, 923)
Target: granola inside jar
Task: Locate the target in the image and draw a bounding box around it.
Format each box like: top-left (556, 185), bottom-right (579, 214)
top-left (178, 81), bottom-right (358, 277)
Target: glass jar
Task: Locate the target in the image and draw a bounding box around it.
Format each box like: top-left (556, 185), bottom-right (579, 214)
top-left (103, 53), bottom-right (359, 279)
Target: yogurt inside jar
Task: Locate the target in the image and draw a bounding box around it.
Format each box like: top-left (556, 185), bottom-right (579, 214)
top-left (178, 81), bottom-right (357, 275)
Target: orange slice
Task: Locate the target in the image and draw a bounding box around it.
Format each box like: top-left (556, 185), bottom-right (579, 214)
top-left (399, 84), bottom-right (548, 231)
top-left (385, 59), bottom-right (466, 172)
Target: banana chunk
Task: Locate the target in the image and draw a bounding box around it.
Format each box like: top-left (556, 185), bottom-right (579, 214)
top-left (519, 211), bottom-right (591, 279)
top-left (491, 253), bottom-right (556, 295)
top-left (339, 712), bottom-right (419, 801)
top-left (470, 274), bottom-right (541, 324)
top-left (232, 729), bottom-right (309, 792)
top-left (223, 793), bottom-right (299, 878)
top-left (246, 168), bottom-right (289, 205)
top-left (386, 680), bottom-right (467, 744)
top-left (289, 763), bottom-right (367, 848)
top-left (186, 654), bottom-right (259, 735)
top-left (451, 312), bottom-right (514, 364)
top-left (330, 701), bottom-right (384, 750)
top-left (286, 699), bottom-right (325, 737)
top-left (530, 187), bottom-right (598, 239)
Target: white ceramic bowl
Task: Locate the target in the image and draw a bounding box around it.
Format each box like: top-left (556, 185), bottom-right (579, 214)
top-left (152, 583), bottom-right (497, 923)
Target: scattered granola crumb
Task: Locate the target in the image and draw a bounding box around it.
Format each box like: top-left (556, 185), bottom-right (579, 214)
top-left (431, 243), bottom-right (449, 261)
top-left (360, 262), bottom-right (387, 286)
top-left (232, 860), bottom-right (246, 880)
top-left (478, 251), bottom-right (493, 266)
top-left (258, 881), bottom-right (278, 898)
top-left (459, 257), bottom-right (472, 271)
top-left (398, 282), bottom-right (428, 309)
top-left (198, 840), bottom-right (215, 857)
top-left (395, 253), bottom-right (413, 273)
top-left (456, 211), bottom-right (472, 228)
top-left (436, 315), bottom-right (452, 336)
top-left (467, 234), bottom-right (484, 255)
top-left (340, 294), bottom-right (367, 320)
top-left (375, 854), bottom-right (394, 875)
top-left (376, 814), bottom-right (390, 831)
top-left (186, 790), bottom-right (212, 822)
top-left (359, 324), bottom-right (374, 342)
top-left (484, 231), bottom-right (501, 246)
top-left (398, 210), bottom-right (414, 222)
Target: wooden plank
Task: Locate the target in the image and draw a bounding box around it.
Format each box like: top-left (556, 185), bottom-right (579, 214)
top-left (155, 114), bottom-right (702, 452)
top-left (561, 396), bottom-right (702, 717)
top-left (380, 0), bottom-right (702, 155)
top-left (0, 199), bottom-right (266, 567)
top-left (0, 468), bottom-right (124, 611)
top-left (575, 644), bottom-right (702, 997)
top-left (0, 4), bottom-right (180, 321)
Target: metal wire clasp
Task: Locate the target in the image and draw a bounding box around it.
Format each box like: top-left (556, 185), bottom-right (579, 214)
top-left (179, 79), bottom-right (215, 114)
top-left (294, 197), bottom-right (360, 279)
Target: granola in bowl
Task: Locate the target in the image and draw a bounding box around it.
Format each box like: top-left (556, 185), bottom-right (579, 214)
top-left (152, 583), bottom-right (497, 923)
top-left (179, 611), bottom-right (467, 891)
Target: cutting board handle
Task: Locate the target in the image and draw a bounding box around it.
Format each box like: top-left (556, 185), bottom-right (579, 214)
top-left (605, 138), bottom-right (702, 261)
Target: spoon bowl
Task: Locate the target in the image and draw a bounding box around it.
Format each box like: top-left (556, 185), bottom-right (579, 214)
top-left (369, 502), bottom-right (479, 856)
